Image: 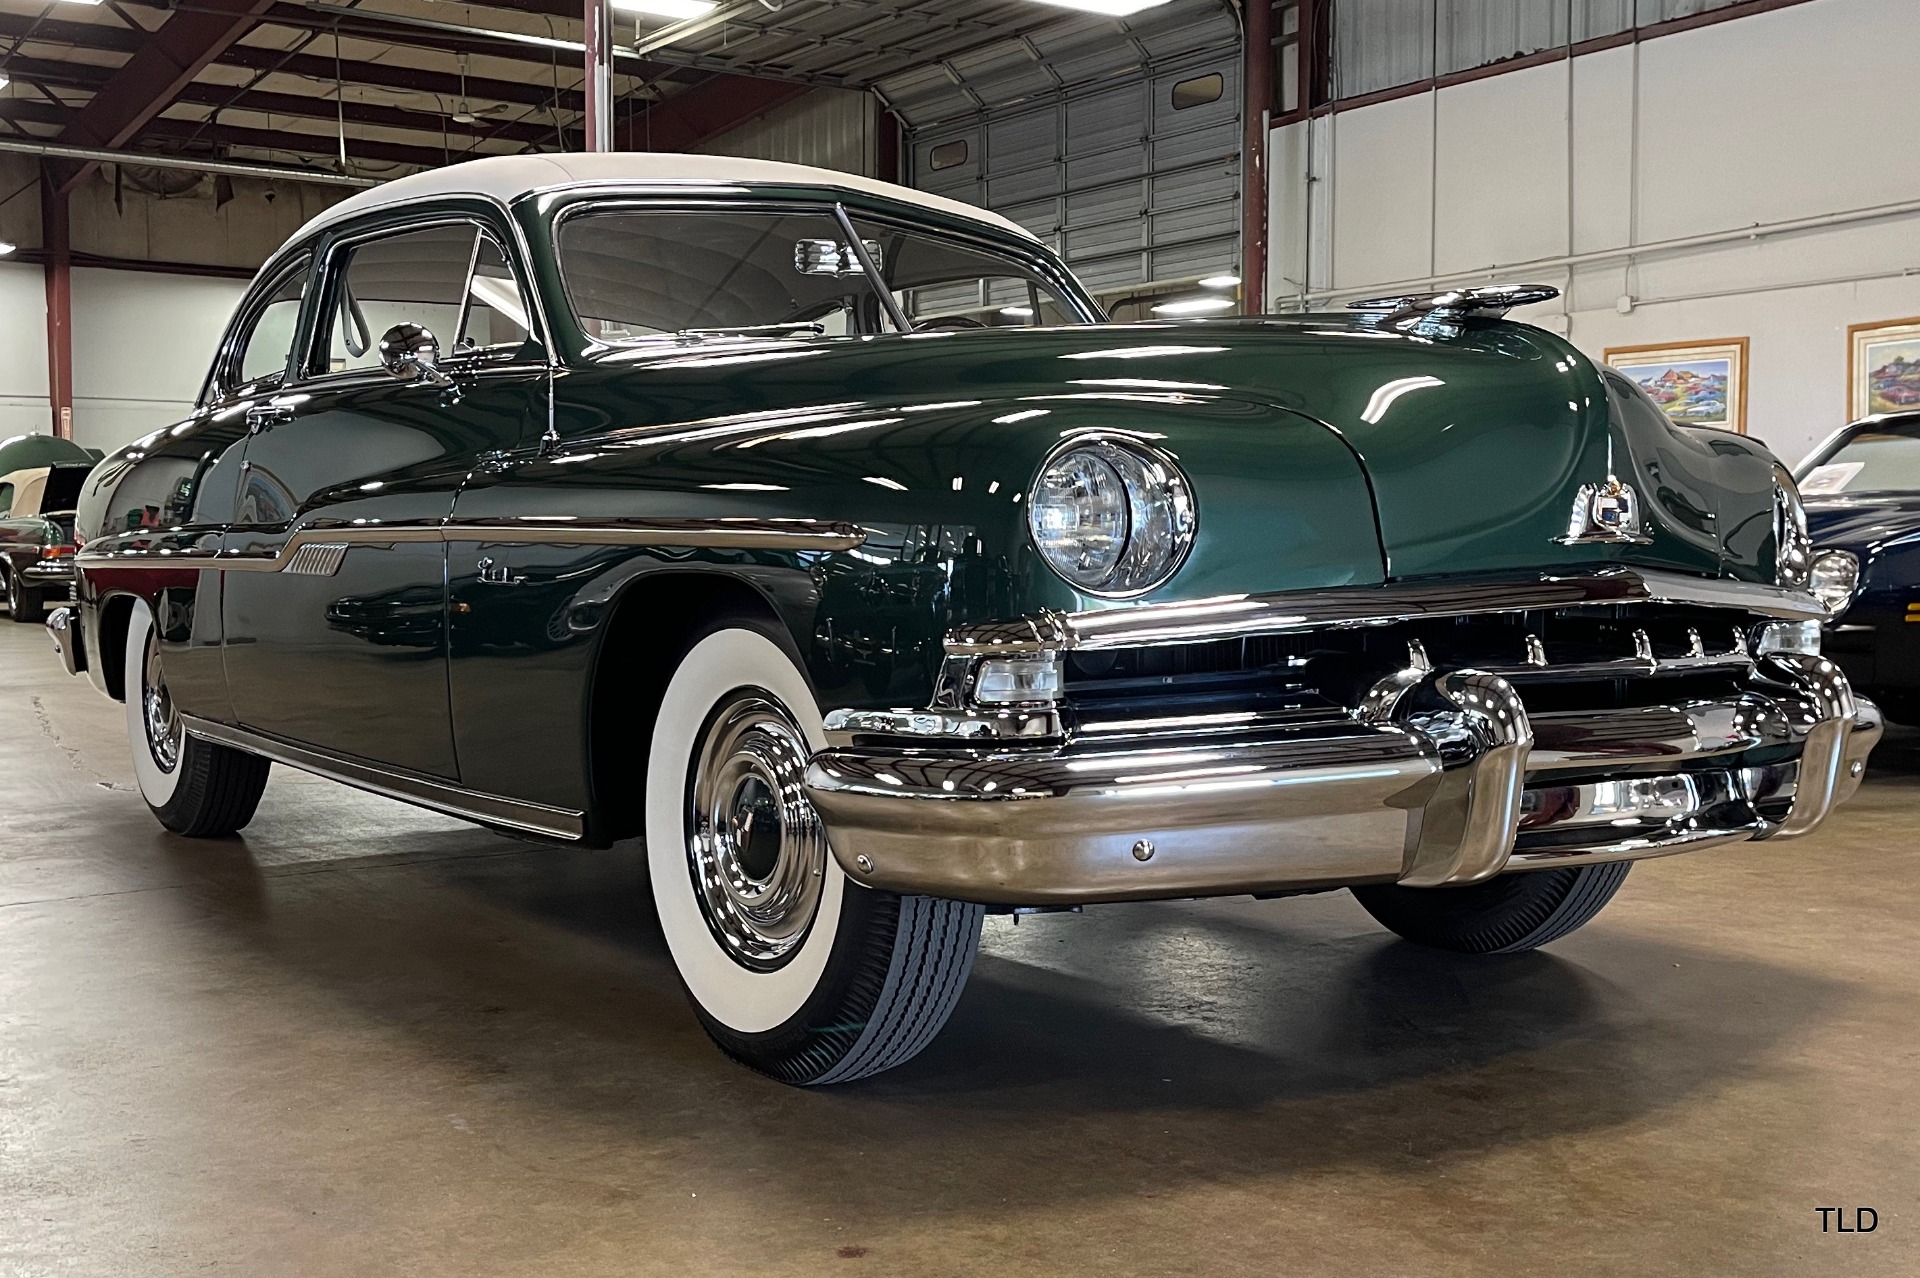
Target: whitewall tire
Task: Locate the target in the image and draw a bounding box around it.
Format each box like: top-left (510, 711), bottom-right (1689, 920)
top-left (124, 599), bottom-right (271, 836)
top-left (646, 624), bottom-right (984, 1084)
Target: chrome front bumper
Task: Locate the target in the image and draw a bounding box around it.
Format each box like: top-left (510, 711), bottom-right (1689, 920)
top-left (44, 605), bottom-right (85, 677)
top-left (805, 575), bottom-right (1880, 905)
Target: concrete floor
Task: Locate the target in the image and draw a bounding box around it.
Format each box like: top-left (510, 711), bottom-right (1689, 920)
top-left (2, 619), bottom-right (1916, 1277)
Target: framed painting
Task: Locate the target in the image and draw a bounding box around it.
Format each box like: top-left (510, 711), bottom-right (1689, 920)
top-left (1604, 338), bottom-right (1748, 433)
top-left (1847, 317), bottom-right (1920, 420)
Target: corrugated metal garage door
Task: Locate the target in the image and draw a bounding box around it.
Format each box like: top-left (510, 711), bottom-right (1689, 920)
top-left (901, 2), bottom-right (1243, 299)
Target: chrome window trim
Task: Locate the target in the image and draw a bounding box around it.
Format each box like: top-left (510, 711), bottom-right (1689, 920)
top-left (203, 250), bottom-right (315, 409)
top-left (73, 515), bottom-right (867, 571)
top-left (945, 568), bottom-right (1828, 656)
top-left (182, 714), bottom-right (584, 840)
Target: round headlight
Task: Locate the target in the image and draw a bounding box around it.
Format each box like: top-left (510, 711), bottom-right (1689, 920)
top-left (1773, 465), bottom-right (1812, 588)
top-left (1809, 549), bottom-right (1860, 616)
top-left (1028, 436), bottom-right (1196, 596)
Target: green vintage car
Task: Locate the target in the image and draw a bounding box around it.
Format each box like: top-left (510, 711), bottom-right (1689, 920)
top-left (53, 154), bottom-right (1880, 1084)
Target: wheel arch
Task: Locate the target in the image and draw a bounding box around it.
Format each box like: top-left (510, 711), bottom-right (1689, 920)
top-left (94, 591), bottom-right (140, 702)
top-left (586, 568), bottom-right (804, 843)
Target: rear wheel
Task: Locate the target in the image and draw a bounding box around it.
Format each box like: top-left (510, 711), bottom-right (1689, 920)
top-left (4, 566), bottom-right (43, 623)
top-left (124, 600), bottom-right (271, 836)
top-left (1351, 862), bottom-right (1632, 954)
top-left (645, 624), bottom-right (983, 1084)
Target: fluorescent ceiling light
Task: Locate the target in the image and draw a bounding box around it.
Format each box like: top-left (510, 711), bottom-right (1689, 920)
top-left (1000, 306), bottom-right (1036, 318)
top-left (611, 0), bottom-right (717, 18)
top-left (1198, 274), bottom-right (1241, 290)
top-left (0, 241), bottom-right (15, 257)
top-left (1152, 297), bottom-right (1236, 316)
top-left (1024, 0), bottom-right (1174, 15)
top-left (0, 74), bottom-right (9, 90)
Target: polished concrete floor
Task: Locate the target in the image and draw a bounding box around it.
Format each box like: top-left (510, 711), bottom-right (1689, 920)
top-left (2, 618), bottom-right (1916, 1277)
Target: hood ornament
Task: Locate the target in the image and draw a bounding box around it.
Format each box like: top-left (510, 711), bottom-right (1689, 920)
top-left (1557, 477), bottom-right (1652, 546)
top-left (1348, 284), bottom-right (1561, 331)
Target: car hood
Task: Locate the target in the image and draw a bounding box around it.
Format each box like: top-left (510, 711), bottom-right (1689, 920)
top-left (547, 316), bottom-right (1789, 614)
top-left (1806, 493), bottom-right (1920, 552)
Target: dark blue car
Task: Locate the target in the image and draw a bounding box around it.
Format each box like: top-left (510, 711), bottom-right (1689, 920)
top-left (1797, 410), bottom-right (1920, 724)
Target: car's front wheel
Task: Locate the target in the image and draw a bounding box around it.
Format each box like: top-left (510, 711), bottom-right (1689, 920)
top-left (1350, 862), bottom-right (1632, 954)
top-left (124, 600), bottom-right (271, 836)
top-left (645, 623), bottom-right (984, 1084)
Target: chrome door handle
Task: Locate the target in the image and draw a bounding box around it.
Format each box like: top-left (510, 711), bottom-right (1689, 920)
top-left (245, 403), bottom-right (296, 435)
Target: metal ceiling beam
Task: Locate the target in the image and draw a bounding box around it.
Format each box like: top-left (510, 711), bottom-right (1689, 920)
top-left (0, 12), bottom-right (577, 114)
top-left (2, 96), bottom-right (460, 170)
top-left (0, 135), bottom-right (379, 186)
top-left (53, 0), bottom-right (281, 194)
top-left (0, 53), bottom-right (563, 147)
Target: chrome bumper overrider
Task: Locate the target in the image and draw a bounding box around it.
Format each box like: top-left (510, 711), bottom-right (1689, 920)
top-left (44, 605), bottom-right (84, 677)
top-left (804, 575), bottom-right (1880, 906)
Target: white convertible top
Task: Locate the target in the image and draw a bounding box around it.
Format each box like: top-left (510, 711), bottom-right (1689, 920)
top-left (293, 152), bottom-right (1036, 245)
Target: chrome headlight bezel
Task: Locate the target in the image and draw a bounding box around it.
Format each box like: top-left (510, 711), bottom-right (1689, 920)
top-left (1773, 465), bottom-right (1813, 589)
top-left (1808, 548), bottom-right (1861, 617)
top-left (1027, 433), bottom-right (1197, 598)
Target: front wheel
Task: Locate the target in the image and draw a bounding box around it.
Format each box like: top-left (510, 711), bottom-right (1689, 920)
top-left (125, 600), bottom-right (271, 836)
top-left (1350, 862), bottom-right (1632, 954)
top-left (645, 624), bottom-right (984, 1085)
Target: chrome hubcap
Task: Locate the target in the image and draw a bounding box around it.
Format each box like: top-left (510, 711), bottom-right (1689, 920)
top-left (687, 692), bottom-right (827, 970)
top-left (142, 631), bottom-right (181, 774)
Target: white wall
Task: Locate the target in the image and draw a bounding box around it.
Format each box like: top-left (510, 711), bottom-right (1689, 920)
top-left (1270, 0), bottom-right (1920, 463)
top-left (0, 264), bottom-right (247, 455)
top-left (0, 262), bottom-right (51, 441)
top-left (69, 269), bottom-right (248, 453)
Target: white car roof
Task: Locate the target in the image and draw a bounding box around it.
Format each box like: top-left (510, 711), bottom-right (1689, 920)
top-left (292, 153), bottom-right (1036, 246)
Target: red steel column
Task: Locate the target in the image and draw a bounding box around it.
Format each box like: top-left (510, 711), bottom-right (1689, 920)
top-left (584, 0), bottom-right (615, 151)
top-left (41, 167), bottom-right (73, 440)
top-left (1241, 0), bottom-right (1273, 316)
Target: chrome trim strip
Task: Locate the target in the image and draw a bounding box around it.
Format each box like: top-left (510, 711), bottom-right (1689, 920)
top-left (182, 715), bottom-right (585, 840)
top-left (74, 516), bottom-right (866, 571)
top-left (946, 568), bottom-right (1825, 655)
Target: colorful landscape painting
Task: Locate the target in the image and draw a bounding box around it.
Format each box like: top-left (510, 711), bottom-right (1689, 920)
top-left (1615, 359), bottom-right (1733, 426)
top-left (1850, 319), bottom-right (1920, 420)
top-left (1864, 337), bottom-right (1920, 414)
top-left (1606, 339), bottom-right (1747, 432)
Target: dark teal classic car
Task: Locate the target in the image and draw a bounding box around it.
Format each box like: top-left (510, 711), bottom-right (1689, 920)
top-left (52, 155), bottom-right (1880, 1084)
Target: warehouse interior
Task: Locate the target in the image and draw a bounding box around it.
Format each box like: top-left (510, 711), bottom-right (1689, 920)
top-left (3, 1), bottom-right (1917, 1274)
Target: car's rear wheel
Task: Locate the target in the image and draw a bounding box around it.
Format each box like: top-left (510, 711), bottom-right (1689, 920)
top-left (645, 624), bottom-right (984, 1085)
top-left (124, 600), bottom-right (271, 836)
top-left (4, 565), bottom-right (44, 623)
top-left (1350, 862), bottom-right (1632, 954)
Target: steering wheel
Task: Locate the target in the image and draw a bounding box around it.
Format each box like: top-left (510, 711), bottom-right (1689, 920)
top-left (913, 316), bottom-right (988, 332)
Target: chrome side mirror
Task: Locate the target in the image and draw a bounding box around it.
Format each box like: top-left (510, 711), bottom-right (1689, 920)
top-left (378, 323), bottom-right (452, 385)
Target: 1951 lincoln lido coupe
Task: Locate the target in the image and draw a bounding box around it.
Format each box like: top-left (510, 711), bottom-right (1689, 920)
top-left (51, 154), bottom-right (1881, 1084)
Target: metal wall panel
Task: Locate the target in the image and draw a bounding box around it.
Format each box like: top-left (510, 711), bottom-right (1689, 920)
top-left (698, 88), bottom-right (877, 177)
top-left (907, 0), bottom-right (1240, 299)
top-left (1437, 0), bottom-right (1569, 75)
top-left (1334, 0), bottom-right (1435, 98)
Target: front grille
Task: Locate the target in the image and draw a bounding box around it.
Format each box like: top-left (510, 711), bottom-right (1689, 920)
top-left (1065, 602), bottom-right (1757, 721)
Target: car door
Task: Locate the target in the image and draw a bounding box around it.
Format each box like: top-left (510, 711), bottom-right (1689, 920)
top-left (221, 208), bottom-right (548, 778)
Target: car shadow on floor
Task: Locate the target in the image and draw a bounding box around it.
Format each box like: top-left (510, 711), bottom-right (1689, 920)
top-left (150, 823), bottom-right (1843, 1214)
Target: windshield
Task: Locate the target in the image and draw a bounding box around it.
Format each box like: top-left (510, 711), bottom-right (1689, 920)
top-left (559, 209), bottom-right (894, 344)
top-left (1801, 420), bottom-right (1920, 496)
top-left (556, 206), bottom-right (1090, 344)
top-left (846, 217), bottom-right (1087, 329)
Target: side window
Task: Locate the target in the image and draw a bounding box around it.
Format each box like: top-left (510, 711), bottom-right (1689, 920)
top-left (456, 235), bottom-right (533, 357)
top-left (0, 483), bottom-right (14, 517)
top-left (320, 222), bottom-right (536, 374)
top-left (227, 260), bottom-right (310, 398)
